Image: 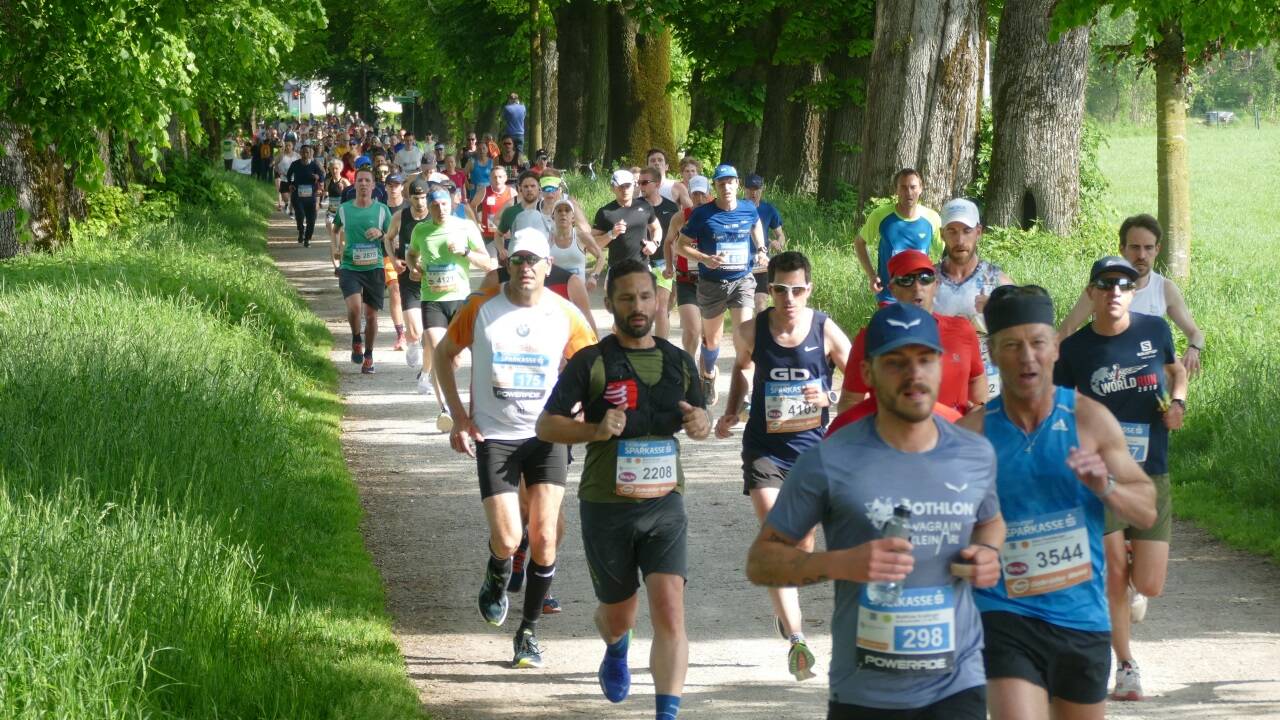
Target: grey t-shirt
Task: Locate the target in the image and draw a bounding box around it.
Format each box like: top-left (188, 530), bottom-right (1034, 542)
top-left (768, 416), bottom-right (999, 709)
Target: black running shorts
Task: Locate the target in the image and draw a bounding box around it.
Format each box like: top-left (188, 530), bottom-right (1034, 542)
top-left (475, 437), bottom-right (568, 499)
top-left (826, 686), bottom-right (986, 720)
top-left (981, 611), bottom-right (1111, 705)
top-left (399, 275), bottom-right (422, 311)
top-left (423, 299), bottom-right (465, 329)
top-left (338, 268), bottom-right (385, 310)
top-left (579, 493), bottom-right (688, 605)
top-left (741, 451), bottom-right (786, 495)
top-left (675, 280), bottom-right (698, 308)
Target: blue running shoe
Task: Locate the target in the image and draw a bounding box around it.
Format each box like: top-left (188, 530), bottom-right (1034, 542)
top-left (598, 631), bottom-right (631, 703)
top-left (477, 570), bottom-right (509, 627)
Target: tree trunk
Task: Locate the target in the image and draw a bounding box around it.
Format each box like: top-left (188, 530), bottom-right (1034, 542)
top-left (718, 23), bottom-right (774, 170)
top-left (528, 0), bottom-right (544, 153)
top-left (541, 23), bottom-right (558, 159)
top-left (581, 1), bottom-right (610, 167)
top-left (1155, 22), bottom-right (1191, 281)
top-left (985, 0), bottom-right (1089, 234)
top-left (818, 54), bottom-right (870, 202)
top-left (0, 120), bottom-right (82, 257)
top-left (758, 61), bottom-right (823, 193)
top-left (858, 0), bottom-right (984, 212)
top-left (606, 7), bottom-right (674, 167)
top-left (721, 117), bottom-right (761, 171)
top-left (554, 0), bottom-right (587, 169)
top-left (687, 67), bottom-right (721, 136)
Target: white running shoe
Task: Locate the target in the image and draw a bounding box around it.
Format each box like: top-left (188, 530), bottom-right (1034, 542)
top-left (1129, 586), bottom-right (1149, 624)
top-left (1112, 660), bottom-right (1144, 701)
top-left (416, 371), bottom-right (433, 396)
top-left (436, 411), bottom-right (454, 433)
top-left (405, 341), bottom-right (422, 369)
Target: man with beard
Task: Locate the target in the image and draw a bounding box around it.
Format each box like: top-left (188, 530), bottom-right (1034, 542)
top-left (747, 302), bottom-right (1005, 719)
top-left (853, 168), bottom-right (942, 305)
top-left (537, 258), bottom-right (710, 720)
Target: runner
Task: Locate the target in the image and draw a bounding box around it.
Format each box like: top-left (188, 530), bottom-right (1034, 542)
top-left (747, 301), bottom-right (1005, 719)
top-left (433, 228), bottom-right (596, 669)
top-left (676, 164), bottom-right (766, 408)
top-left (330, 167), bottom-right (393, 375)
top-left (470, 166), bottom-right (513, 259)
top-left (323, 158), bottom-right (350, 242)
top-left (743, 174), bottom-right (787, 313)
top-left (274, 140), bottom-right (301, 217)
top-left (497, 171), bottom-right (553, 249)
top-left (933, 198), bottom-right (1013, 401)
top-left (1052, 256), bottom-right (1188, 702)
top-left (406, 186), bottom-right (495, 426)
top-left (443, 154), bottom-right (469, 203)
top-left (537, 257), bottom-right (710, 718)
top-left (638, 166), bottom-right (681, 339)
top-left (646, 148), bottom-right (693, 209)
top-left (384, 178), bottom-right (430, 374)
top-left (383, 173), bottom-right (408, 352)
top-left (714, 251), bottom-right (852, 682)
top-left (835, 250), bottom-right (986, 419)
top-left (667, 175), bottom-right (710, 359)
top-left (853, 168), bottom-right (942, 304)
top-left (530, 149), bottom-right (552, 177)
top-left (285, 143), bottom-right (325, 247)
top-left (1058, 214), bottom-right (1206, 377)
top-left (497, 134), bottom-right (528, 178)
top-left (592, 169), bottom-right (663, 275)
top-left (465, 144), bottom-right (495, 200)
top-left (549, 197), bottom-right (607, 290)
top-left (394, 132), bottom-right (424, 176)
top-left (958, 284), bottom-right (1157, 720)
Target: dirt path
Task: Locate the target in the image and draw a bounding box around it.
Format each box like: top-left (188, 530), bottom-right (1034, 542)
top-left (265, 210), bottom-right (1280, 719)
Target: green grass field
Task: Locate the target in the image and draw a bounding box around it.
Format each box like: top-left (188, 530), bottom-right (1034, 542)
top-left (564, 122), bottom-right (1280, 561)
top-left (0, 176), bottom-right (421, 717)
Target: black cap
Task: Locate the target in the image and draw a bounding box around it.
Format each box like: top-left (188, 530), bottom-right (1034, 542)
top-left (744, 174), bottom-right (764, 189)
top-left (1089, 256), bottom-right (1139, 282)
top-left (408, 178), bottom-right (429, 196)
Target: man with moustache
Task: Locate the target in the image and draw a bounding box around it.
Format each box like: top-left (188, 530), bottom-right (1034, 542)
top-left (538, 258), bottom-right (710, 720)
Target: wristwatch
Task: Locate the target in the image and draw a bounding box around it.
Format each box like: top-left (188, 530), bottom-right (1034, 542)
top-left (827, 390), bottom-right (839, 406)
top-left (1171, 398), bottom-right (1186, 409)
top-left (1096, 473), bottom-right (1118, 499)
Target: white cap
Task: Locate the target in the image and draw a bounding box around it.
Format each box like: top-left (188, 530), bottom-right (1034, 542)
top-left (688, 175), bottom-right (710, 195)
top-left (508, 227), bottom-right (551, 258)
top-left (610, 169), bottom-right (635, 187)
top-left (427, 172), bottom-right (450, 184)
top-left (941, 198), bottom-right (981, 228)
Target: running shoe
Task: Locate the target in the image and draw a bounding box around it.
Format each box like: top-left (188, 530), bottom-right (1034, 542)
top-left (303, 238), bottom-right (310, 248)
top-left (436, 410), bottom-right (453, 433)
top-left (509, 544), bottom-right (527, 593)
top-left (1130, 586), bottom-right (1149, 624)
top-left (598, 633), bottom-right (631, 703)
top-left (297, 234), bottom-right (304, 244)
top-left (541, 595), bottom-right (562, 615)
top-left (1112, 660), bottom-right (1144, 701)
top-left (351, 341), bottom-right (363, 364)
top-left (512, 628), bottom-right (543, 669)
top-left (477, 570), bottom-right (509, 627)
top-left (788, 639), bottom-right (817, 682)
top-left (361, 357), bottom-right (376, 374)
top-left (416, 371), bottom-right (433, 395)
top-left (701, 370), bottom-right (718, 407)
top-left (405, 341), bottom-right (422, 369)
top-left (774, 616), bottom-right (788, 640)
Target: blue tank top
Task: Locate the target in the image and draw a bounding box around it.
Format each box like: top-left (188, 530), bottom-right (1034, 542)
top-left (469, 156), bottom-right (493, 188)
top-left (975, 387), bottom-right (1109, 632)
top-left (744, 309), bottom-right (831, 468)
top-left (452, 203), bottom-right (467, 219)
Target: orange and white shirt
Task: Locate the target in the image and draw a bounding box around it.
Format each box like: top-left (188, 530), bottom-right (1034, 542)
top-left (447, 286), bottom-right (596, 440)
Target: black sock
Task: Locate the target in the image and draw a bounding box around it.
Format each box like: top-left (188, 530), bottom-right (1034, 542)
top-left (488, 551), bottom-right (513, 589)
top-left (353, 333), bottom-right (362, 344)
top-left (522, 560), bottom-right (556, 627)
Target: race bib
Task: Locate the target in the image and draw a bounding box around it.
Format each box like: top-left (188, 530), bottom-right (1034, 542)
top-left (425, 263), bottom-right (464, 294)
top-left (764, 380), bottom-right (821, 433)
top-left (615, 438), bottom-right (678, 499)
top-left (1119, 422), bottom-right (1150, 463)
top-left (714, 233), bottom-right (749, 272)
top-left (296, 184), bottom-right (314, 198)
top-left (491, 349), bottom-right (550, 400)
top-left (856, 586), bottom-right (956, 674)
top-left (1002, 507), bottom-right (1091, 598)
top-left (979, 335), bottom-right (1001, 399)
top-left (351, 245), bottom-right (379, 266)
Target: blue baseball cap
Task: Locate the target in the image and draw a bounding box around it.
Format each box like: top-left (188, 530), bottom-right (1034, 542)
top-left (428, 189), bottom-right (450, 203)
top-left (712, 164), bottom-right (738, 181)
top-left (354, 156), bottom-right (373, 169)
top-left (865, 303), bottom-right (943, 358)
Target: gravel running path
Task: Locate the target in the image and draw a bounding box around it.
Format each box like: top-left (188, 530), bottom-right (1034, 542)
top-left (266, 210), bottom-right (1280, 719)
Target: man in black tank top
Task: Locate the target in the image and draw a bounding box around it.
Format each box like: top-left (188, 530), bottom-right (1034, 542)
top-left (384, 179), bottom-right (431, 373)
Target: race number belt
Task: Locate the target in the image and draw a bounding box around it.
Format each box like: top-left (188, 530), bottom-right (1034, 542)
top-left (856, 585), bottom-right (956, 674)
top-left (615, 438), bottom-right (677, 499)
top-left (764, 380), bottom-right (821, 433)
top-left (1119, 422), bottom-right (1150, 463)
top-left (1001, 507), bottom-right (1091, 598)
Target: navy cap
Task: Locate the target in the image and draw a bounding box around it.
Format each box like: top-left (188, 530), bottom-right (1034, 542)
top-left (744, 174), bottom-right (764, 189)
top-left (865, 303), bottom-right (944, 358)
top-left (386, 173), bottom-right (405, 184)
top-left (1089, 255), bottom-right (1139, 282)
top-left (712, 164), bottom-right (738, 181)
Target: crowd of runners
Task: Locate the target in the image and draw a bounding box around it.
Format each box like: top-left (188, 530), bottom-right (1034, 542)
top-left (239, 111), bottom-right (1206, 720)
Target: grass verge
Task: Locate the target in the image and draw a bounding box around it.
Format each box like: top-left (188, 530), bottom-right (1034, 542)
top-left (0, 174), bottom-right (422, 717)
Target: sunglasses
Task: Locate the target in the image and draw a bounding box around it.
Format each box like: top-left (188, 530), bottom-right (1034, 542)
top-left (769, 283), bottom-right (811, 297)
top-left (508, 254), bottom-right (544, 266)
top-left (638, 180), bottom-right (654, 186)
top-left (542, 186), bottom-right (559, 193)
top-left (1090, 277), bottom-right (1136, 292)
top-left (892, 272), bottom-right (937, 288)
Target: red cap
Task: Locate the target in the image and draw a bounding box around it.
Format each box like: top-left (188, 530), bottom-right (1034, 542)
top-left (888, 250), bottom-right (934, 278)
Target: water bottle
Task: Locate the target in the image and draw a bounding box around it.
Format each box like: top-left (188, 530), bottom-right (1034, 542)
top-left (867, 504), bottom-right (913, 606)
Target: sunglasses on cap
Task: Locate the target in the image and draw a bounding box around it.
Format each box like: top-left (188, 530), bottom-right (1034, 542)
top-left (892, 271), bottom-right (937, 288)
top-left (769, 283), bottom-right (811, 297)
top-left (1090, 276), bottom-right (1137, 292)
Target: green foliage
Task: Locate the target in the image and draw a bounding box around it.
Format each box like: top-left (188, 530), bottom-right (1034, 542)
top-left (0, 175), bottom-right (421, 715)
top-left (151, 157), bottom-right (243, 208)
top-left (681, 127), bottom-right (723, 166)
top-left (966, 106), bottom-right (995, 201)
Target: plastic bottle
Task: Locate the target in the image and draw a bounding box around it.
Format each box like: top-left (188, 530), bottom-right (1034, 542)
top-left (866, 504), bottom-right (913, 605)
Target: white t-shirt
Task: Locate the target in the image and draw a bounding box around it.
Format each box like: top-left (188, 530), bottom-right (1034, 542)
top-left (395, 146), bottom-right (425, 173)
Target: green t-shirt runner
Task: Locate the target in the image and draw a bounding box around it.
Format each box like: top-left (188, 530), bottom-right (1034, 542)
top-left (335, 200), bottom-right (392, 271)
top-left (408, 216), bottom-right (486, 302)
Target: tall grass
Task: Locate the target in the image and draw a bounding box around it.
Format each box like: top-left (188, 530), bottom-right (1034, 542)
top-left (0, 175), bottom-right (421, 717)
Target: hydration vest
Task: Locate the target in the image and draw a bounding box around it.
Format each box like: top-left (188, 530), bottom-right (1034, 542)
top-left (584, 335), bottom-right (687, 439)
